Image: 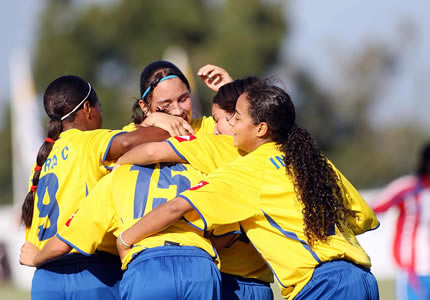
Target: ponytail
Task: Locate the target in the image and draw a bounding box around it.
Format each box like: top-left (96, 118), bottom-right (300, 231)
top-left (21, 119), bottom-right (62, 227)
top-left (280, 125), bottom-right (355, 245)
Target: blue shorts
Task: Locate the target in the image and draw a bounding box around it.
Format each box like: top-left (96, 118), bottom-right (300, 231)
top-left (120, 245), bottom-right (221, 300)
top-left (221, 272), bottom-right (273, 300)
top-left (295, 260), bottom-right (379, 300)
top-left (31, 252), bottom-right (123, 300)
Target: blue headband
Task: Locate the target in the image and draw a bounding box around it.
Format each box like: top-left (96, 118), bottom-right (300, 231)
top-left (141, 75), bottom-right (179, 100)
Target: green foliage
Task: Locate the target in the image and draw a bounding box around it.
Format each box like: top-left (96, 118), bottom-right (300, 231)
top-left (33, 0), bottom-right (286, 129)
top-left (0, 105), bottom-right (13, 205)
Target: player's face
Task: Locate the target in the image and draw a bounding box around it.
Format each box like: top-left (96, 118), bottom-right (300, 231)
top-left (211, 103), bottom-right (233, 136)
top-left (228, 93), bottom-right (259, 152)
top-left (149, 78), bottom-right (193, 123)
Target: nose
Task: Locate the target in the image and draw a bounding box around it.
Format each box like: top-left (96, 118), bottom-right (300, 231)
top-left (168, 103), bottom-right (185, 118)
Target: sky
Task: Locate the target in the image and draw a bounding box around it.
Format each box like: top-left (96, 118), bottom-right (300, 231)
top-left (285, 0), bottom-right (430, 128)
top-left (1, 0), bottom-right (429, 128)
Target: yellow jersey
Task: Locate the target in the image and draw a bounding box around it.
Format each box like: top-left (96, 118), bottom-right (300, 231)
top-left (58, 162), bottom-right (222, 270)
top-left (121, 116), bottom-right (215, 134)
top-left (166, 134), bottom-right (273, 283)
top-left (25, 128), bottom-right (124, 251)
top-left (180, 142), bottom-right (379, 299)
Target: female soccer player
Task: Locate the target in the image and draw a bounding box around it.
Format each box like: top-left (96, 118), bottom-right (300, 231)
top-left (20, 65), bottom-right (234, 300)
top-left (21, 75), bottom-right (170, 300)
top-left (117, 78), bottom-right (380, 299)
top-left (118, 77), bottom-right (275, 300)
top-left (123, 61), bottom-right (233, 136)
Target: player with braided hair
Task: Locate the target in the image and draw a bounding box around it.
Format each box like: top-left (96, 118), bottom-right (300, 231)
top-left (21, 75), bottom-right (170, 300)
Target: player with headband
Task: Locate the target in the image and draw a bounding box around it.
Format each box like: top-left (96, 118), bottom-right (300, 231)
top-left (20, 75), bottom-right (171, 300)
top-left (117, 77), bottom-right (275, 300)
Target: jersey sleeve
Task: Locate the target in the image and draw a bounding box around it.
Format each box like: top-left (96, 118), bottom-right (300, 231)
top-left (56, 173), bottom-right (118, 255)
top-left (212, 223), bottom-right (241, 236)
top-left (336, 169), bottom-right (380, 235)
top-left (190, 116), bottom-right (215, 134)
top-left (121, 122), bottom-right (138, 132)
top-left (83, 129), bottom-right (126, 168)
top-left (180, 157), bottom-right (261, 231)
top-left (166, 134), bottom-right (245, 174)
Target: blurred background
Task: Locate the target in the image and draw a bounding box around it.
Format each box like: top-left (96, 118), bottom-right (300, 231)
top-left (1, 0), bottom-right (429, 299)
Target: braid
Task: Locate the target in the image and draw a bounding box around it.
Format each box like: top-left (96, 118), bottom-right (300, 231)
top-left (21, 119), bottom-right (62, 227)
top-left (21, 75), bottom-right (95, 227)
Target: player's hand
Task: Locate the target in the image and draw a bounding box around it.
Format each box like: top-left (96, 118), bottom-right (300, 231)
top-left (198, 64), bottom-right (233, 92)
top-left (116, 236), bottom-right (130, 261)
top-left (141, 112), bottom-right (194, 136)
top-left (19, 241), bottom-right (39, 267)
top-left (113, 163), bottom-right (121, 171)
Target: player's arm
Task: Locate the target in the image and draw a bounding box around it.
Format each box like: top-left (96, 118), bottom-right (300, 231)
top-left (20, 237), bottom-right (72, 267)
top-left (105, 127), bottom-right (170, 161)
top-left (116, 141), bottom-right (186, 167)
top-left (117, 196), bottom-right (192, 259)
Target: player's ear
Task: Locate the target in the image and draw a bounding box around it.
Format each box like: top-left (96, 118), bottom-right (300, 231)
top-left (256, 122), bottom-right (269, 138)
top-left (82, 101), bottom-right (93, 120)
top-left (138, 99), bottom-right (150, 115)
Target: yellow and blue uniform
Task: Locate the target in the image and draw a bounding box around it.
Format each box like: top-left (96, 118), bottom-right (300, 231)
top-left (179, 142), bottom-right (380, 299)
top-left (121, 115), bottom-right (215, 134)
top-left (27, 128), bottom-right (125, 300)
top-left (57, 162), bottom-right (222, 300)
top-left (166, 134), bottom-right (274, 299)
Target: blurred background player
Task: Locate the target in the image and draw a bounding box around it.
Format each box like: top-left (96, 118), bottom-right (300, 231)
top-left (372, 142), bottom-right (430, 300)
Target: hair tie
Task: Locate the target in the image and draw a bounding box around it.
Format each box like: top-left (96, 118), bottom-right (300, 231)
top-left (141, 75), bottom-right (179, 100)
top-left (45, 137), bottom-right (55, 143)
top-left (34, 165), bottom-right (42, 172)
top-left (30, 185), bottom-right (37, 192)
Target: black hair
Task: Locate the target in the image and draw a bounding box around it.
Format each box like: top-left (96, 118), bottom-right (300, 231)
top-left (132, 60), bottom-right (190, 124)
top-left (21, 75), bottom-right (98, 228)
top-left (245, 78), bottom-right (356, 246)
top-left (213, 77), bottom-right (258, 114)
top-left (418, 143), bottom-right (430, 176)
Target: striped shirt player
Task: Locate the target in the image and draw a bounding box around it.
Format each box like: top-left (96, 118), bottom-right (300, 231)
top-left (372, 175), bottom-right (430, 299)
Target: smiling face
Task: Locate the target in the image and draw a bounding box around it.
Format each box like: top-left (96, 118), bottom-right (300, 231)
top-left (228, 92), bottom-right (263, 152)
top-left (211, 103), bottom-right (233, 135)
top-left (141, 77), bottom-right (193, 123)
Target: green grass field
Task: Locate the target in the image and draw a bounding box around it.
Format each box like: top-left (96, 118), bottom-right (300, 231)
top-left (0, 279), bottom-right (395, 299)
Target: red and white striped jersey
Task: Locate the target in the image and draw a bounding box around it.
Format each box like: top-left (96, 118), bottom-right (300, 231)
top-left (372, 175), bottom-right (430, 275)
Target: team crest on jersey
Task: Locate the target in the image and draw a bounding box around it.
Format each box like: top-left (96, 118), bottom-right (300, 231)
top-left (189, 180), bottom-right (209, 190)
top-left (173, 135), bottom-right (197, 142)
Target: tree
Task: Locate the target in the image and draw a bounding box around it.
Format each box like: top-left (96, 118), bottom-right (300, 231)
top-left (33, 0), bottom-right (287, 129)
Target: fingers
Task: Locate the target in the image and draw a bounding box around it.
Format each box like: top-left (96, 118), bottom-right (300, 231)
top-left (198, 64), bottom-right (233, 92)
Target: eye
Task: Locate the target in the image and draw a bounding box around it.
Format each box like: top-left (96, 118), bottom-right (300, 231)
top-left (178, 95), bottom-right (190, 103)
top-left (226, 113), bottom-right (235, 122)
